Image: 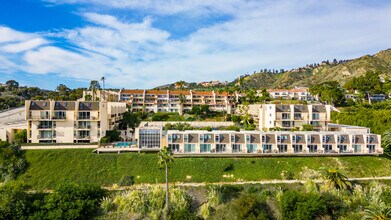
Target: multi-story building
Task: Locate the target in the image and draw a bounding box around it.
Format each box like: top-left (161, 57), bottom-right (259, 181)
top-left (133, 126), bottom-right (382, 155)
top-left (258, 104), bottom-right (333, 131)
top-left (119, 89), bottom-right (238, 114)
top-left (25, 100), bottom-right (126, 143)
top-left (265, 87), bottom-right (315, 101)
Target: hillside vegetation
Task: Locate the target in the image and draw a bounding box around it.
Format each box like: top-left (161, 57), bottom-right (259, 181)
top-left (18, 149), bottom-right (391, 190)
top-left (240, 49), bottom-right (391, 89)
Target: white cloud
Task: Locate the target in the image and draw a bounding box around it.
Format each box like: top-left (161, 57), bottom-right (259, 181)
top-left (2, 0), bottom-right (391, 89)
top-left (0, 38), bottom-right (49, 53)
top-left (0, 26), bottom-right (36, 43)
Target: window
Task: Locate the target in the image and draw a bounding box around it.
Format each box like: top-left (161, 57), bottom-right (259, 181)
top-left (43, 102), bottom-right (47, 107)
top-left (294, 113), bottom-right (301, 120)
top-left (293, 144), bottom-right (302, 153)
top-left (351, 135), bottom-right (356, 144)
top-left (200, 134), bottom-right (204, 143)
top-left (261, 135), bottom-right (266, 143)
top-left (246, 135), bottom-right (251, 143)
top-left (282, 113), bottom-right (290, 119)
top-left (308, 145), bottom-right (318, 153)
top-left (312, 113), bottom-right (319, 120)
top-left (231, 134), bottom-right (235, 143)
top-left (246, 144), bottom-right (257, 153)
top-left (292, 135), bottom-right (296, 143)
top-left (277, 144), bottom-right (287, 153)
top-left (215, 134), bottom-right (220, 143)
top-left (200, 144), bottom-right (211, 153)
top-left (353, 144), bottom-right (361, 153)
top-left (323, 145), bottom-right (333, 153)
top-left (232, 144), bottom-right (241, 153)
top-left (168, 144), bottom-right (180, 152)
top-left (216, 144), bottom-right (226, 153)
top-left (262, 144), bottom-right (272, 153)
top-left (367, 145), bottom-right (376, 153)
top-left (168, 134), bottom-right (172, 143)
top-left (184, 144), bottom-right (196, 153)
top-left (184, 134), bottom-right (188, 143)
top-left (338, 145), bottom-right (348, 153)
top-left (277, 135), bottom-right (281, 142)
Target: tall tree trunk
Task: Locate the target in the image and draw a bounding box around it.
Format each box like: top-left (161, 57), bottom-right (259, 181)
top-left (165, 164), bottom-right (169, 220)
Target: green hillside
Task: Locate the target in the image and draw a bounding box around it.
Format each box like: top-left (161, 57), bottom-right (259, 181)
top-left (19, 149), bottom-right (391, 190)
top-left (241, 48), bottom-right (391, 89)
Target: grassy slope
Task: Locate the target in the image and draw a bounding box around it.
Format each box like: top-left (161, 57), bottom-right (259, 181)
top-left (19, 149), bottom-right (391, 190)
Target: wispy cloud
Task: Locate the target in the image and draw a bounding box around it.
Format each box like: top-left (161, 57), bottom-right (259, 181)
top-left (1, 0), bottom-right (391, 89)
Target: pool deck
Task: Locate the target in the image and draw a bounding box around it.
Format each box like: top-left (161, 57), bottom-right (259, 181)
top-left (94, 147), bottom-right (160, 154)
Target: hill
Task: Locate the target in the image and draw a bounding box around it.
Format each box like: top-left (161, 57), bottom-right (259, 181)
top-left (241, 48), bottom-right (391, 89)
top-left (19, 149), bottom-right (391, 190)
top-left (155, 48), bottom-right (391, 90)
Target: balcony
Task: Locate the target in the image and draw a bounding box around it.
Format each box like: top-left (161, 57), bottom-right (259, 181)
top-left (37, 135), bottom-right (53, 139)
top-left (37, 125), bottom-right (53, 129)
top-left (77, 125), bottom-right (91, 130)
top-left (77, 116), bottom-right (98, 120)
top-left (76, 136), bottom-right (90, 140)
top-left (52, 116), bottom-right (66, 120)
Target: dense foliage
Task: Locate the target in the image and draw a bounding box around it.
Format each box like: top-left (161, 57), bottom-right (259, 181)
top-left (0, 182), bottom-right (106, 219)
top-left (331, 105), bottom-right (391, 134)
top-left (0, 141), bottom-right (26, 182)
top-left (310, 81), bottom-right (346, 105)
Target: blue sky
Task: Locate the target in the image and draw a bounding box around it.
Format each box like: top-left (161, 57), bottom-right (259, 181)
top-left (0, 0), bottom-right (391, 90)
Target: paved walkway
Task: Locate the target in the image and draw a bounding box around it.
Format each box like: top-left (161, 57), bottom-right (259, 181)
top-left (21, 145), bottom-right (97, 150)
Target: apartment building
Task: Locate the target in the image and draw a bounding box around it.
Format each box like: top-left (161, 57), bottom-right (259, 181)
top-left (258, 104), bottom-right (333, 131)
top-left (265, 87), bottom-right (315, 101)
top-left (119, 89), bottom-right (238, 114)
top-left (133, 127), bottom-right (382, 155)
top-left (25, 100), bottom-right (126, 143)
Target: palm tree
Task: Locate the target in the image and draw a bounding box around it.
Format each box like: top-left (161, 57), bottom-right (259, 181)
top-left (89, 80), bottom-right (100, 101)
top-left (158, 146), bottom-right (174, 219)
top-left (321, 167), bottom-right (352, 190)
top-left (101, 76), bottom-right (106, 90)
top-left (382, 130), bottom-right (391, 156)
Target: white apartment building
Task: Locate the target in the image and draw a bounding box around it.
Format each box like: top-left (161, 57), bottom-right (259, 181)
top-left (25, 100), bottom-right (126, 143)
top-left (259, 104), bottom-right (333, 131)
top-left (265, 87), bottom-right (315, 101)
top-left (132, 126), bottom-right (382, 155)
top-left (119, 89), bottom-right (238, 114)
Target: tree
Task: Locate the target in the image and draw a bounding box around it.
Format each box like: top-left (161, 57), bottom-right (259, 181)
top-left (158, 146), bottom-right (174, 219)
top-left (5, 80), bottom-right (19, 91)
top-left (310, 81), bottom-right (345, 106)
top-left (321, 167), bottom-right (352, 190)
top-left (0, 181), bottom-right (31, 219)
top-left (382, 130), bottom-right (391, 157)
top-left (0, 141), bottom-right (26, 182)
top-left (101, 76), bottom-right (106, 90)
top-left (13, 129), bottom-right (27, 144)
top-left (89, 80), bottom-right (101, 101)
top-left (33, 183), bottom-right (106, 219)
top-left (176, 81), bottom-right (186, 90)
top-left (56, 84), bottom-right (70, 101)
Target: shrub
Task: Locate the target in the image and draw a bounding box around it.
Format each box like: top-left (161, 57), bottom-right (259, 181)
top-left (0, 141), bottom-right (27, 182)
top-left (118, 175), bottom-right (135, 186)
top-left (279, 191), bottom-right (327, 220)
top-left (33, 183), bottom-right (107, 219)
top-left (0, 181), bottom-right (31, 219)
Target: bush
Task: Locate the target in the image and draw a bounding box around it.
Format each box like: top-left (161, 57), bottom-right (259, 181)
top-left (279, 191), bottom-right (327, 220)
top-left (151, 112), bottom-right (170, 121)
top-left (0, 141), bottom-right (27, 182)
top-left (212, 194), bottom-right (272, 219)
top-left (0, 181), bottom-right (31, 219)
top-left (31, 183), bottom-right (107, 219)
top-left (100, 137), bottom-right (109, 144)
top-left (118, 175), bottom-right (135, 186)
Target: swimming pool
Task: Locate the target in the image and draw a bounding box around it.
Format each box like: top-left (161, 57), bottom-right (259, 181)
top-left (115, 142), bottom-right (137, 148)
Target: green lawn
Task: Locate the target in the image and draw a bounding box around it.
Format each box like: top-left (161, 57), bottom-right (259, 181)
top-left (19, 149), bottom-right (391, 189)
